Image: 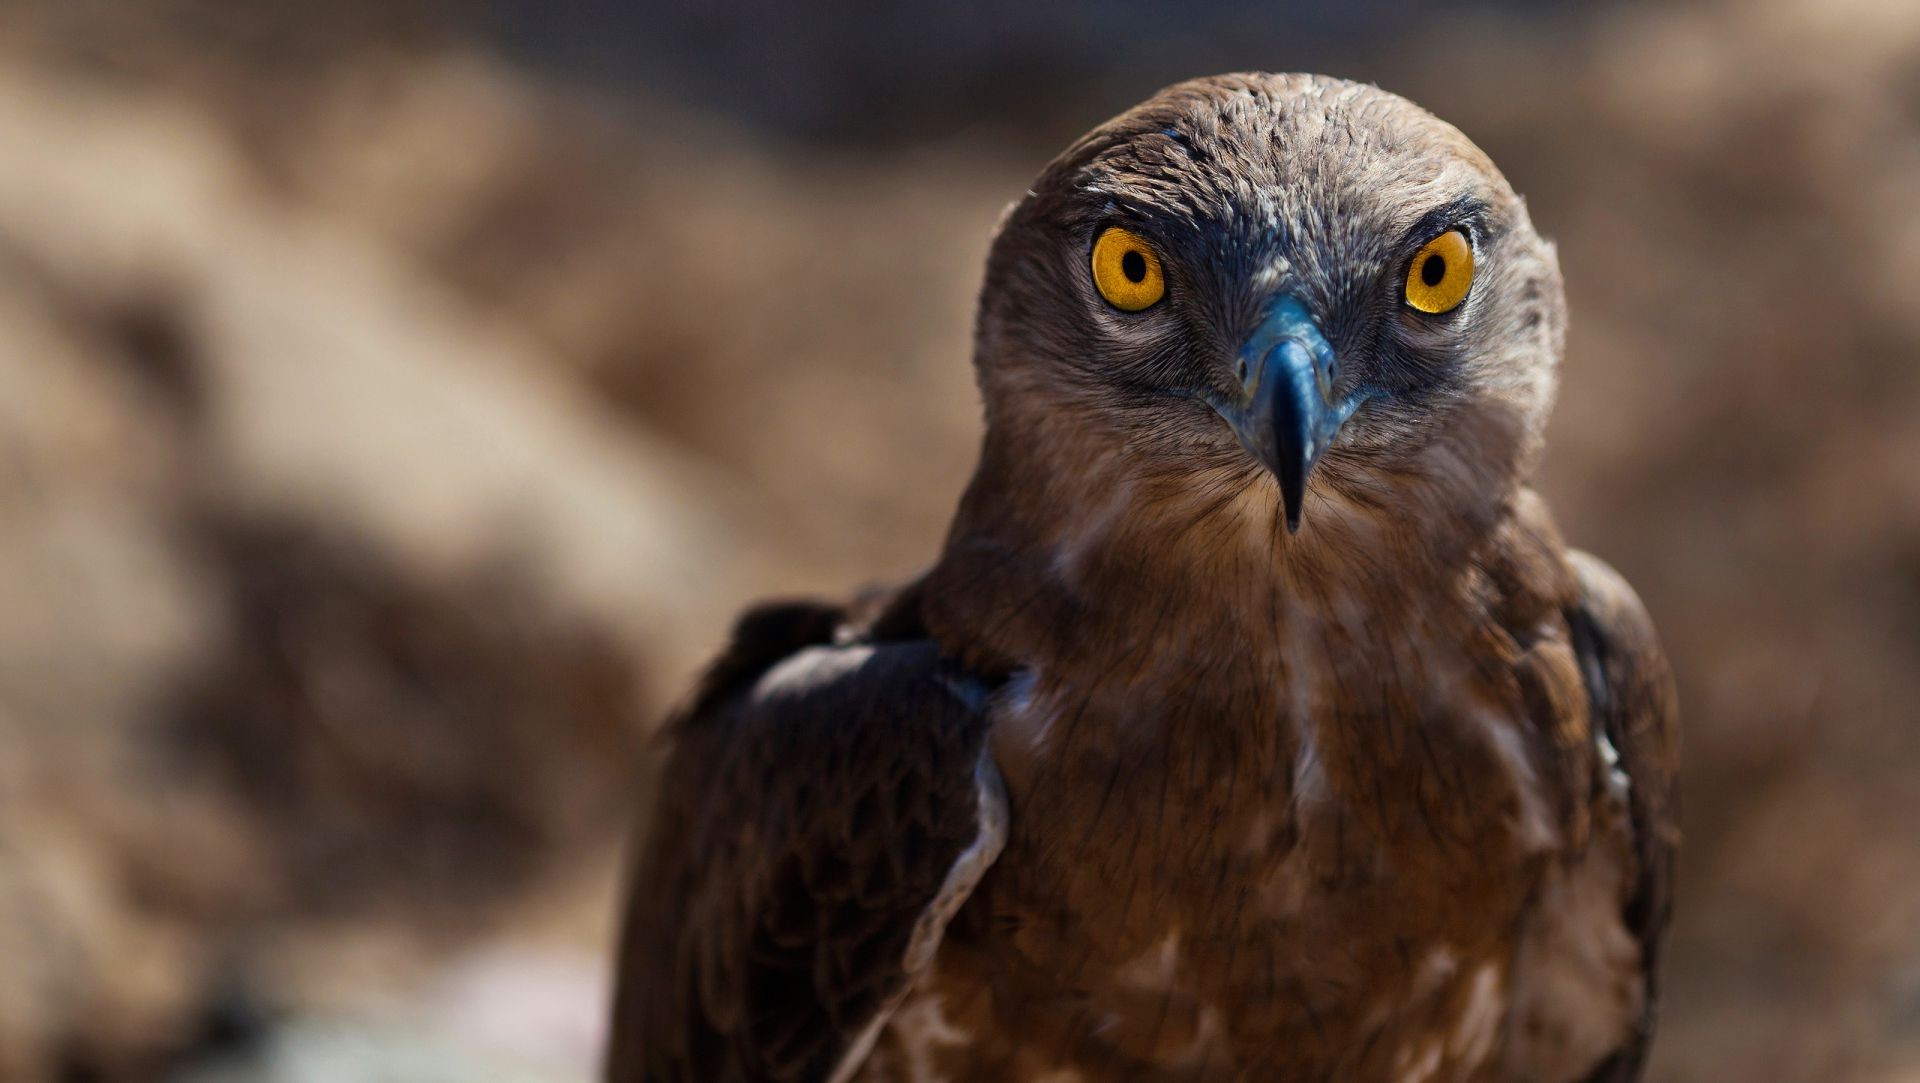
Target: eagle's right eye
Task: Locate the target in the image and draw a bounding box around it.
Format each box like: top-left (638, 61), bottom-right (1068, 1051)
top-left (1092, 227), bottom-right (1166, 312)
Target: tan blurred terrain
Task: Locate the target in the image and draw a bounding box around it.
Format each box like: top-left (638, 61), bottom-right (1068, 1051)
top-left (0, 1), bottom-right (1917, 1080)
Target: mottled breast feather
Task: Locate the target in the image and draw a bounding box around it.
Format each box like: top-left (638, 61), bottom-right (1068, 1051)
top-left (606, 587), bottom-right (1006, 1083)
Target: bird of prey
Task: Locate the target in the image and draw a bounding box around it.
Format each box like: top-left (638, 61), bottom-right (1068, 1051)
top-left (608, 73), bottom-right (1679, 1083)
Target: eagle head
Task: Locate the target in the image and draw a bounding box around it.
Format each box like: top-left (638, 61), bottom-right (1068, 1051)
top-left (971, 73), bottom-right (1566, 544)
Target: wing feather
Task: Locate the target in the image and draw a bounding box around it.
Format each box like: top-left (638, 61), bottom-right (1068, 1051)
top-left (1565, 551), bottom-right (1681, 1083)
top-left (607, 597), bottom-right (1003, 1083)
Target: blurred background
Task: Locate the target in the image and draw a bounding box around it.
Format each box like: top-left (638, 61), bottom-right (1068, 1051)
top-left (0, 0), bottom-right (1916, 1079)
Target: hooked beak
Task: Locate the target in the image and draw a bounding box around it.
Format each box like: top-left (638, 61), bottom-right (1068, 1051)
top-left (1211, 296), bottom-right (1361, 533)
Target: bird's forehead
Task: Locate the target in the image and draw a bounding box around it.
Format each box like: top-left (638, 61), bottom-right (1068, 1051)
top-left (1059, 75), bottom-right (1509, 239)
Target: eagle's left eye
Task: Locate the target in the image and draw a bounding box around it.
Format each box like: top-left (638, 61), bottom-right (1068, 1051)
top-left (1404, 230), bottom-right (1474, 314)
top-left (1092, 227), bottom-right (1166, 312)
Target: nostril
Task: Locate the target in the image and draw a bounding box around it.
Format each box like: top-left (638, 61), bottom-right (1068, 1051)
top-left (1236, 357), bottom-right (1248, 382)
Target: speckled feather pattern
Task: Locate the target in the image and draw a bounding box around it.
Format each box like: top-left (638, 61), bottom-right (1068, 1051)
top-left (608, 73), bottom-right (1677, 1083)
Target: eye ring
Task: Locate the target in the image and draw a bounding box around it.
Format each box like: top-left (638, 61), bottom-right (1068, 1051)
top-left (1403, 229), bottom-right (1474, 315)
top-left (1091, 226), bottom-right (1167, 311)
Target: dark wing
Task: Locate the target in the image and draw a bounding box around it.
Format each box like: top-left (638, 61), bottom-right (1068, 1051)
top-left (606, 598), bottom-right (1006, 1083)
top-left (1565, 551), bottom-right (1682, 1083)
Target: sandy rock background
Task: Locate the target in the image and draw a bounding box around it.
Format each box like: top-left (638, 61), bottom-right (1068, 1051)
top-left (0, 1), bottom-right (1916, 1080)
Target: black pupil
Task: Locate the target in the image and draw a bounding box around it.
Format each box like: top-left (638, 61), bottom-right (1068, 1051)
top-left (1121, 249), bottom-right (1147, 283)
top-left (1420, 253), bottom-right (1447, 288)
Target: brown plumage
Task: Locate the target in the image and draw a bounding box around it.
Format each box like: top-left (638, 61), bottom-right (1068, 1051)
top-left (608, 73), bottom-right (1679, 1083)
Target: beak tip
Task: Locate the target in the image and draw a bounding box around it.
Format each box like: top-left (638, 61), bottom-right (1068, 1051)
top-left (1281, 482), bottom-right (1304, 534)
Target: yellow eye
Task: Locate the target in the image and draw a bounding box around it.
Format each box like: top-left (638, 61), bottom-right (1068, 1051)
top-left (1091, 226), bottom-right (1166, 311)
top-left (1404, 229), bottom-right (1474, 314)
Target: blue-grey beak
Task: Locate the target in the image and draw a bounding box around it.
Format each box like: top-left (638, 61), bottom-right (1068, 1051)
top-left (1211, 296), bottom-right (1362, 532)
